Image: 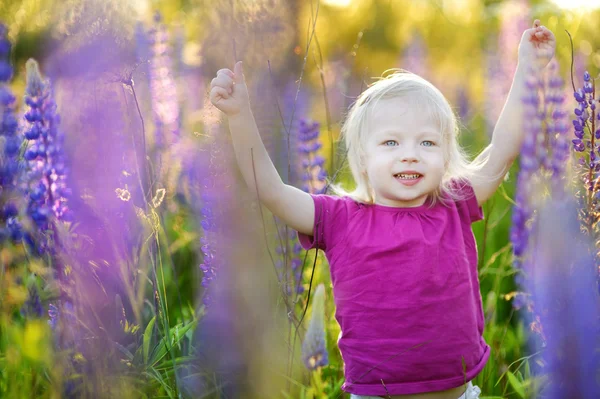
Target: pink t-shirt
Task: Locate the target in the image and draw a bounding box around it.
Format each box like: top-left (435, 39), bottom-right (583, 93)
top-left (298, 181), bottom-right (490, 396)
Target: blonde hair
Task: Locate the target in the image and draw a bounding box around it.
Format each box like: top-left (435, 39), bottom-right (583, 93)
top-left (330, 69), bottom-right (490, 207)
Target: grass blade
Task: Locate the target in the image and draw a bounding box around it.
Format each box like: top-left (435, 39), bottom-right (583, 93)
top-left (144, 316), bottom-right (156, 364)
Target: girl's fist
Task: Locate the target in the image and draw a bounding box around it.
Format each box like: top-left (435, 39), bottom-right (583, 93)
top-left (518, 19), bottom-right (556, 69)
top-left (210, 61), bottom-right (250, 116)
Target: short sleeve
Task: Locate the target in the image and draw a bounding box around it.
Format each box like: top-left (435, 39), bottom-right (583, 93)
top-left (451, 179), bottom-right (484, 223)
top-left (297, 194), bottom-right (351, 251)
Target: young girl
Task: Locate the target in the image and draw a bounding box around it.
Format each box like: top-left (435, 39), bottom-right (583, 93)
top-left (209, 20), bottom-right (555, 399)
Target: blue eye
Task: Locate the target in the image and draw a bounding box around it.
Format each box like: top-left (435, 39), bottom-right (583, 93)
top-left (383, 140), bottom-right (397, 146)
top-left (421, 140), bottom-right (435, 147)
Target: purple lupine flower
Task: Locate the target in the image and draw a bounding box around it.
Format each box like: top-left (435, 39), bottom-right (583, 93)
top-left (0, 23), bottom-right (11, 82)
top-left (485, 0), bottom-right (530, 135)
top-left (275, 117), bottom-right (328, 300)
top-left (21, 285), bottom-right (44, 318)
top-left (134, 21), bottom-right (150, 66)
top-left (48, 303), bottom-right (59, 329)
top-left (545, 61), bottom-right (570, 195)
top-left (148, 12), bottom-right (180, 149)
top-left (510, 71), bottom-right (539, 309)
top-left (0, 23), bottom-right (26, 245)
top-left (298, 119), bottom-right (327, 194)
top-left (524, 199), bottom-right (600, 398)
top-left (570, 70), bottom-right (600, 290)
top-left (400, 31), bottom-right (428, 78)
top-left (275, 228), bottom-right (305, 297)
top-left (23, 59), bottom-right (70, 227)
top-left (279, 79), bottom-right (310, 184)
top-left (511, 62), bottom-right (569, 310)
top-left (47, 300), bottom-right (74, 332)
top-left (272, 82), bottom-right (311, 300)
top-left (193, 128), bottom-right (231, 308)
top-left (456, 86), bottom-right (471, 124)
top-left (301, 284), bottom-right (328, 370)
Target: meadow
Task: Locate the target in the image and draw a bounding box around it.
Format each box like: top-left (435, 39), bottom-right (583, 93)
top-left (0, 0), bottom-right (598, 398)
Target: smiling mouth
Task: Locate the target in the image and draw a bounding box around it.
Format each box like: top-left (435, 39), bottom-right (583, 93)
top-left (394, 173), bottom-right (422, 180)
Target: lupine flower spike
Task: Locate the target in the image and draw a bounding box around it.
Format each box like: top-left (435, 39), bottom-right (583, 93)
top-left (148, 12), bottom-right (180, 149)
top-left (276, 118), bottom-right (328, 299)
top-left (301, 284), bottom-right (328, 370)
top-left (23, 59), bottom-right (71, 259)
top-left (571, 70), bottom-right (600, 291)
top-left (298, 119), bottom-right (327, 195)
top-left (0, 23), bottom-right (25, 245)
top-left (511, 60), bottom-right (569, 312)
top-left (198, 131), bottom-right (229, 307)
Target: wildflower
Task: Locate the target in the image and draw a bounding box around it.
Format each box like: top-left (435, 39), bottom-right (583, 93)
top-left (148, 12), bottom-right (180, 148)
top-left (275, 116), bottom-right (328, 299)
top-left (0, 24), bottom-right (11, 82)
top-left (485, 0), bottom-right (530, 134)
top-left (195, 130), bottom-right (230, 307)
top-left (525, 200), bottom-right (600, 398)
top-left (456, 87), bottom-right (471, 123)
top-left (47, 300), bottom-right (74, 331)
top-left (0, 23), bottom-right (25, 245)
top-left (275, 231), bottom-right (304, 296)
top-left (23, 59), bottom-right (70, 228)
top-left (21, 285), bottom-right (44, 318)
top-left (511, 61), bottom-right (569, 309)
top-left (401, 31), bottom-right (428, 78)
top-left (21, 59), bottom-right (71, 264)
top-left (298, 119), bottom-right (327, 195)
top-left (48, 303), bottom-right (59, 329)
top-left (570, 70), bottom-right (600, 290)
top-left (301, 284), bottom-right (328, 370)
top-left (279, 80), bottom-right (309, 183)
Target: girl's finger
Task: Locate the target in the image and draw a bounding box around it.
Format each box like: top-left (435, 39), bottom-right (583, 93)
top-left (213, 74), bottom-right (234, 88)
top-left (210, 86), bottom-right (230, 102)
top-left (216, 68), bottom-right (234, 79)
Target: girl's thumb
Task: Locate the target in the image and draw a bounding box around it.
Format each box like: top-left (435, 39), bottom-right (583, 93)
top-left (234, 61), bottom-right (245, 84)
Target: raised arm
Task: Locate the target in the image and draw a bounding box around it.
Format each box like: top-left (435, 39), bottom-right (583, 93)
top-left (209, 61), bottom-right (315, 236)
top-left (471, 19), bottom-right (556, 205)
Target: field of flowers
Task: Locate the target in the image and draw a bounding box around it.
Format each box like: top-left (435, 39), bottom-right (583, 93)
top-left (0, 0), bottom-right (599, 398)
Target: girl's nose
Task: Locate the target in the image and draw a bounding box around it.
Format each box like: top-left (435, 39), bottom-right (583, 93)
top-left (401, 151), bottom-right (419, 163)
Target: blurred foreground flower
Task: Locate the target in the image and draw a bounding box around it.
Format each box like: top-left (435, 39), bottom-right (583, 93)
top-left (301, 283), bottom-right (328, 370)
top-left (525, 199), bottom-right (600, 397)
top-left (148, 12), bottom-right (180, 148)
top-left (485, 0), bottom-right (530, 135)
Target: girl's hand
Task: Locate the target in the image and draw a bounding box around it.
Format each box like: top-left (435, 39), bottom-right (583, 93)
top-left (518, 19), bottom-right (556, 69)
top-left (210, 61), bottom-right (250, 116)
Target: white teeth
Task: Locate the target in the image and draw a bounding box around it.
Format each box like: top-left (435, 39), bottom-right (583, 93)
top-left (396, 173), bottom-right (420, 179)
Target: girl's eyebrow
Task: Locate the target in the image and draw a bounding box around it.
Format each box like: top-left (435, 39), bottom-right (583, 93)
top-left (375, 130), bottom-right (440, 138)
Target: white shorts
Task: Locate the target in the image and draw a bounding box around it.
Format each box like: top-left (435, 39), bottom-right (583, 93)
top-left (349, 381), bottom-right (482, 399)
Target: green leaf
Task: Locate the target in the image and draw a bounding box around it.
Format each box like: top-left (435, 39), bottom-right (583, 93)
top-left (114, 341), bottom-right (134, 361)
top-left (148, 318), bottom-right (198, 367)
top-left (154, 356), bottom-right (197, 370)
top-left (143, 369), bottom-right (174, 399)
top-left (506, 371), bottom-right (526, 399)
top-left (143, 316), bottom-right (156, 364)
top-left (524, 360), bottom-right (531, 378)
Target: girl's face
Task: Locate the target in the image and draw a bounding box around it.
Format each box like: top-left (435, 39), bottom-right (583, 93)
top-left (363, 96), bottom-right (445, 207)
